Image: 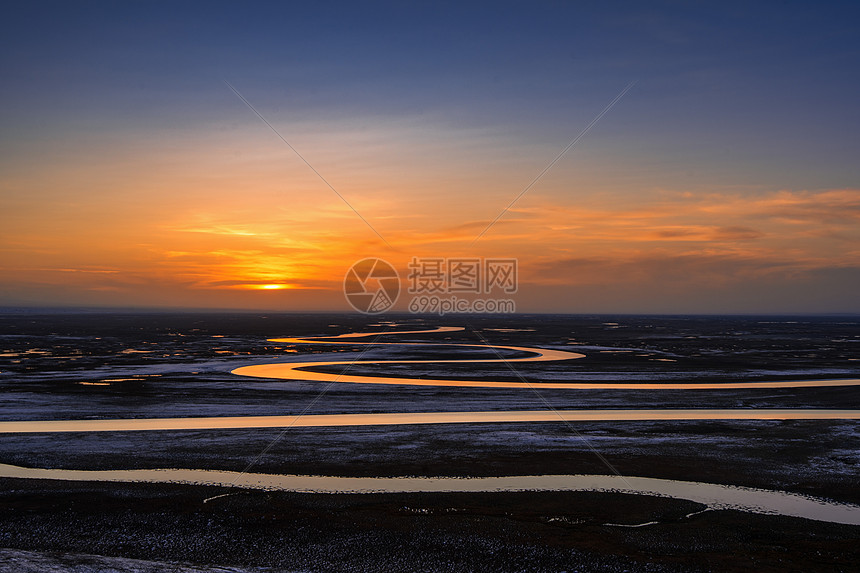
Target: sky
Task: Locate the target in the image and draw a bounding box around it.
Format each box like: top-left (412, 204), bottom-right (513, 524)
top-left (1, 1), bottom-right (859, 313)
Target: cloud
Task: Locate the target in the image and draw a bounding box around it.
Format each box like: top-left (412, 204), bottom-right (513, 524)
top-left (510, 189), bottom-right (860, 296)
top-left (3, 178), bottom-right (858, 312)
top-left (528, 252), bottom-right (799, 286)
top-left (699, 189), bottom-right (860, 224)
top-left (711, 226), bottom-right (766, 240)
top-left (648, 225), bottom-right (765, 241)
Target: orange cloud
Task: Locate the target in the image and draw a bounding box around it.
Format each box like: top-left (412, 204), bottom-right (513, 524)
top-left (2, 172), bottom-right (858, 310)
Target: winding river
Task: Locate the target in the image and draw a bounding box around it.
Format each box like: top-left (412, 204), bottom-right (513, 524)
top-left (232, 326), bottom-right (860, 390)
top-left (3, 326), bottom-right (859, 526)
top-left (2, 463), bottom-right (859, 526)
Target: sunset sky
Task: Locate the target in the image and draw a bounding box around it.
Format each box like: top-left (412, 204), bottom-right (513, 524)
top-left (2, 1), bottom-right (859, 313)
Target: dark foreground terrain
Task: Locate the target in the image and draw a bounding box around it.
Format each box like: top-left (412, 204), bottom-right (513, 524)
top-left (1, 479), bottom-right (858, 572)
top-left (0, 312), bottom-right (858, 571)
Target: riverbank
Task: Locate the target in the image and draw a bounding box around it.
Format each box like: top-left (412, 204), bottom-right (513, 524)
top-left (1, 313), bottom-right (858, 570)
top-left (1, 478), bottom-right (859, 572)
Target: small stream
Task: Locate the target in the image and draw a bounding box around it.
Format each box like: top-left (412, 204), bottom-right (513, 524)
top-left (2, 463), bottom-right (858, 526)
